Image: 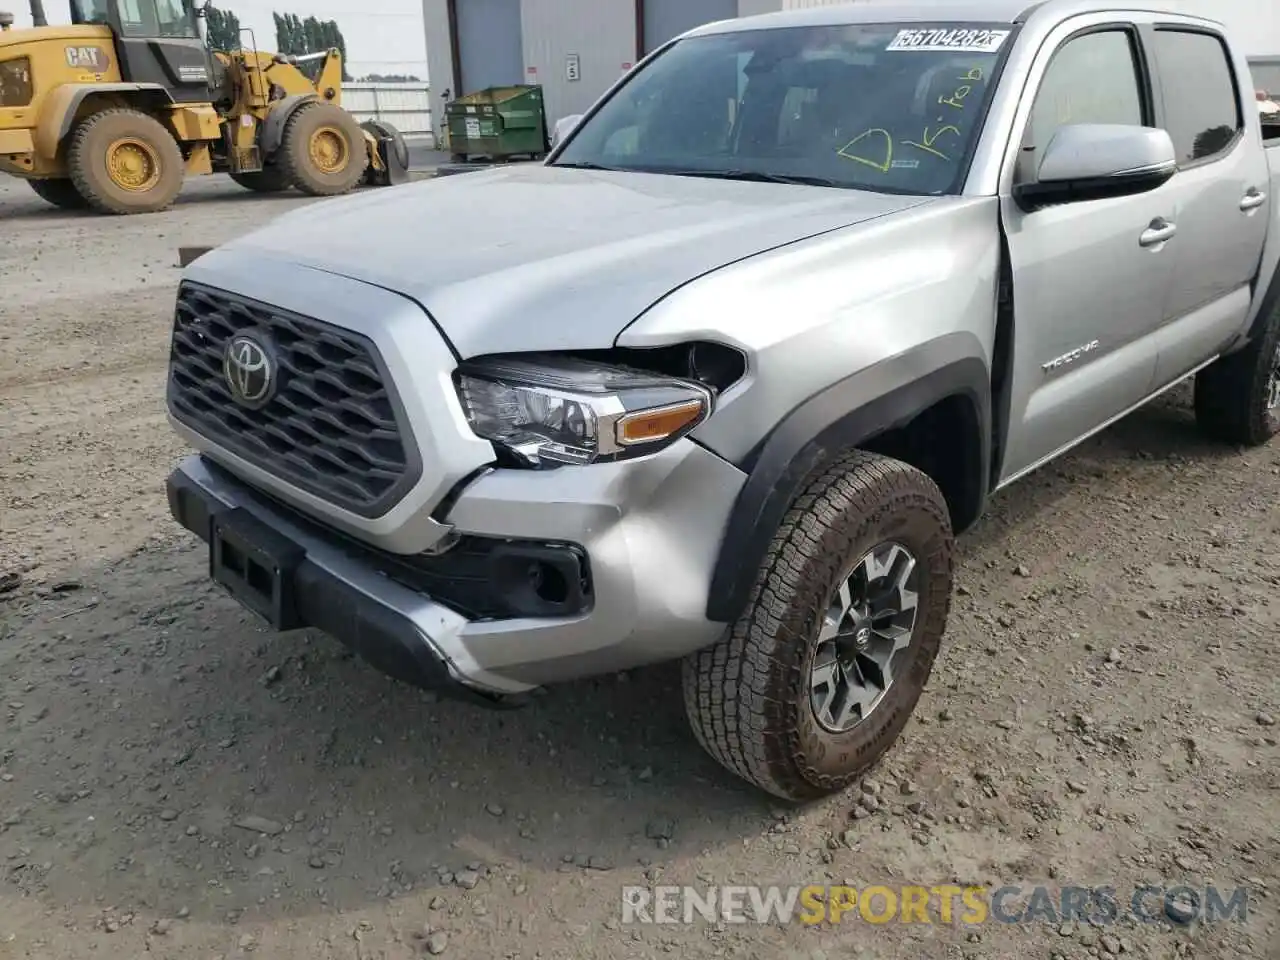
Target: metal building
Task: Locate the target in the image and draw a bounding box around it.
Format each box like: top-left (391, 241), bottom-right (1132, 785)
top-left (421, 0), bottom-right (864, 142)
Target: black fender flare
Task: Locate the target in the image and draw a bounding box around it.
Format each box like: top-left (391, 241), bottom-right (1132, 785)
top-left (1246, 258), bottom-right (1280, 343)
top-left (46, 83), bottom-right (173, 154)
top-left (705, 339), bottom-right (991, 624)
top-left (260, 93), bottom-right (319, 158)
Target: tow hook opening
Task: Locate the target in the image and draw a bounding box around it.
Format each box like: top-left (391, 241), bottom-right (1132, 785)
top-left (489, 544), bottom-right (591, 617)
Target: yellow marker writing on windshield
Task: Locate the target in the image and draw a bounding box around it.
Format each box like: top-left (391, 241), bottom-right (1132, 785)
top-left (939, 67), bottom-right (983, 110)
top-left (837, 128), bottom-right (893, 172)
top-left (904, 124), bottom-right (960, 161)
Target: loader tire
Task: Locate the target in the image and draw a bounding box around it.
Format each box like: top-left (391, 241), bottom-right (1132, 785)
top-left (28, 178), bottom-right (88, 210)
top-left (278, 102), bottom-right (368, 197)
top-left (1194, 296), bottom-right (1280, 448)
top-left (67, 109), bottom-right (184, 215)
top-left (229, 166), bottom-right (292, 194)
top-left (683, 450), bottom-right (954, 802)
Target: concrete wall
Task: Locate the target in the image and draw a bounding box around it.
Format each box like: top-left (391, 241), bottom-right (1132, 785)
top-left (423, 0), bottom-right (455, 143)
top-left (520, 0), bottom-right (638, 124)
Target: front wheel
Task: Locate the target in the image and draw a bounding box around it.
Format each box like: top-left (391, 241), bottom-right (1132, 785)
top-left (684, 450), bottom-right (954, 801)
top-left (67, 108), bottom-right (185, 215)
top-left (278, 102), bottom-right (369, 197)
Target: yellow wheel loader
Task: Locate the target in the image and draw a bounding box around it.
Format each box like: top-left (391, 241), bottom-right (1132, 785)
top-left (0, 0), bottom-right (410, 215)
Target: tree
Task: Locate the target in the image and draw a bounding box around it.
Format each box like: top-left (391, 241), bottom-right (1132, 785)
top-left (204, 4), bottom-right (241, 53)
top-left (361, 73), bottom-right (421, 83)
top-left (273, 10), bottom-right (351, 81)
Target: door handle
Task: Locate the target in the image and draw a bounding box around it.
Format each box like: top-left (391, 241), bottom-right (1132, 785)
top-left (1240, 188), bottom-right (1268, 211)
top-left (1139, 219), bottom-right (1177, 247)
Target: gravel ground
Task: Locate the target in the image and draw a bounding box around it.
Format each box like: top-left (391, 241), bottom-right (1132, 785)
top-left (1, 173), bottom-right (1278, 960)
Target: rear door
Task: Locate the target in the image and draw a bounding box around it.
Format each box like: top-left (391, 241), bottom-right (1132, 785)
top-left (1148, 25), bottom-right (1272, 385)
top-left (997, 20), bottom-right (1175, 483)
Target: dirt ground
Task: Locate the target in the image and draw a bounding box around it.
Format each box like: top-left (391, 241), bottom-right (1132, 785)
top-left (1, 173), bottom-right (1278, 960)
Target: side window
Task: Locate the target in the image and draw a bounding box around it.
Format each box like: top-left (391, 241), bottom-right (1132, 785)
top-left (0, 57), bottom-right (33, 108)
top-left (1153, 29), bottom-right (1241, 165)
top-left (117, 0), bottom-right (146, 30)
top-left (1017, 30), bottom-right (1146, 183)
top-left (155, 0), bottom-right (197, 38)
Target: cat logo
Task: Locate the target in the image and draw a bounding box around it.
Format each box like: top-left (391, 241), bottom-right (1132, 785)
top-left (64, 45), bottom-right (110, 72)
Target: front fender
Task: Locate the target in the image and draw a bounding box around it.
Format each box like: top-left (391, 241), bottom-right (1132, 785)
top-left (259, 93), bottom-right (318, 158)
top-left (36, 82), bottom-right (172, 159)
top-left (704, 342), bottom-right (991, 623)
top-left (615, 195), bottom-right (1002, 623)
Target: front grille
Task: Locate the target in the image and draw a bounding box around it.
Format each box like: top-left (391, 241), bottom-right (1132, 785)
top-left (168, 282), bottom-right (420, 517)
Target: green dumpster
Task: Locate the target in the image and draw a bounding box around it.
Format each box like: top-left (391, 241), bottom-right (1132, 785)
top-left (445, 85), bottom-right (548, 162)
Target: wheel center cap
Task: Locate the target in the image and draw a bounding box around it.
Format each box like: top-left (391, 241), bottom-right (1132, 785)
top-left (853, 625), bottom-right (872, 648)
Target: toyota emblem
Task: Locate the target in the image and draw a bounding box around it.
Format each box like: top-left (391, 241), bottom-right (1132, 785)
top-left (223, 333), bottom-right (277, 408)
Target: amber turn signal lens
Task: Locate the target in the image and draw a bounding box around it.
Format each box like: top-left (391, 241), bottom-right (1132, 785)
top-left (616, 399), bottom-right (706, 446)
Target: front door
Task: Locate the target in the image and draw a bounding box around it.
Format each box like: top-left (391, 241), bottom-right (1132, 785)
top-left (998, 23), bottom-right (1175, 483)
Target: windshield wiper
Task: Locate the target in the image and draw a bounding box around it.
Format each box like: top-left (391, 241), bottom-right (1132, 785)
top-left (654, 168), bottom-right (843, 188)
top-left (552, 161), bottom-right (620, 171)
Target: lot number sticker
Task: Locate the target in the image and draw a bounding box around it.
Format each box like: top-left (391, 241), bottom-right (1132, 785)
top-left (886, 28), bottom-right (1010, 53)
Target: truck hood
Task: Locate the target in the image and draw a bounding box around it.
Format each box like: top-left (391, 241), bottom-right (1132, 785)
top-left (218, 164), bottom-right (933, 356)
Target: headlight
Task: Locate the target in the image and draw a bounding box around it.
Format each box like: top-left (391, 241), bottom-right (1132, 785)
top-left (456, 354), bottom-right (714, 467)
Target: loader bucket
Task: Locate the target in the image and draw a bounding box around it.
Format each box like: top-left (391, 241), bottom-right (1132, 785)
top-left (361, 120), bottom-right (411, 187)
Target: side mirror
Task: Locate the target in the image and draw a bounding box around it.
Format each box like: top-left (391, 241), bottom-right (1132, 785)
top-left (1013, 123), bottom-right (1177, 211)
top-left (551, 114), bottom-right (584, 149)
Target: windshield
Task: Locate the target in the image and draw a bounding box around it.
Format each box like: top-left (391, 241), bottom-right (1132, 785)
top-left (71, 0), bottom-right (200, 38)
top-left (552, 22), bottom-right (1015, 196)
top-left (69, 0), bottom-right (108, 24)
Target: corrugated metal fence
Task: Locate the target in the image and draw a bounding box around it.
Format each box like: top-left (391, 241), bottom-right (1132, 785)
top-left (341, 83), bottom-right (434, 142)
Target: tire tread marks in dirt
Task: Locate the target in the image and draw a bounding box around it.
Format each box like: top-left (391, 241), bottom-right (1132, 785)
top-left (684, 450), bottom-right (955, 801)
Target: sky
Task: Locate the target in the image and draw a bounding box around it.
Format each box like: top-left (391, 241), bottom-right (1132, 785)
top-left (17, 1), bottom-right (430, 80)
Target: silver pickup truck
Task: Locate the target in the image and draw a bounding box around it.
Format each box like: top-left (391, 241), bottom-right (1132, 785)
top-left (164, 0), bottom-right (1280, 801)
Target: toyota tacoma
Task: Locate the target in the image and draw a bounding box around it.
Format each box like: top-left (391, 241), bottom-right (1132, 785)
top-left (164, 0), bottom-right (1280, 801)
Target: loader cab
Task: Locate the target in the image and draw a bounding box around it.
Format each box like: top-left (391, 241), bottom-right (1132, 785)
top-left (70, 0), bottom-right (211, 102)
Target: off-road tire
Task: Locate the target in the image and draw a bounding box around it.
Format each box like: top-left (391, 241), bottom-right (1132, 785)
top-left (1193, 297), bottom-right (1280, 447)
top-left (229, 166), bottom-right (292, 194)
top-left (683, 450), bottom-right (955, 802)
top-left (278, 102), bottom-right (368, 197)
top-left (67, 109), bottom-right (184, 215)
top-left (28, 177), bottom-right (88, 210)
